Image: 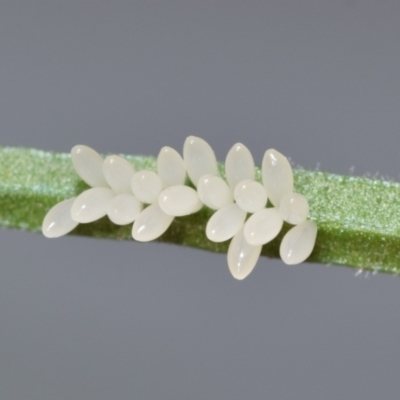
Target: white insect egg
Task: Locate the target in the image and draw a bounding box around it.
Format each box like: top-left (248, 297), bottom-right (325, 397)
top-left (70, 187), bottom-right (115, 223)
top-left (233, 179), bottom-right (268, 213)
top-left (132, 203), bottom-right (174, 242)
top-left (183, 136), bottom-right (218, 187)
top-left (262, 149), bottom-right (293, 207)
top-left (131, 170), bottom-right (163, 204)
top-left (228, 227), bottom-right (262, 280)
top-left (158, 185), bottom-right (202, 216)
top-left (279, 220), bottom-right (317, 265)
top-left (103, 155), bottom-right (135, 194)
top-left (225, 143), bottom-right (255, 189)
top-left (243, 207), bottom-right (283, 246)
top-left (107, 193), bottom-right (143, 225)
top-left (197, 174), bottom-right (233, 210)
top-left (279, 192), bottom-right (309, 225)
top-left (157, 146), bottom-right (186, 188)
top-left (206, 203), bottom-right (247, 243)
top-left (46, 140), bottom-right (317, 278)
top-left (42, 198), bottom-right (79, 238)
top-left (71, 145), bottom-right (109, 188)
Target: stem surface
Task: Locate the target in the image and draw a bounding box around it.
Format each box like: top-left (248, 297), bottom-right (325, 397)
top-left (1, 146), bottom-right (399, 274)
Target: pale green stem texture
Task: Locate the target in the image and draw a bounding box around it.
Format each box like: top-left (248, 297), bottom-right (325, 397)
top-left (1, 146), bottom-right (400, 274)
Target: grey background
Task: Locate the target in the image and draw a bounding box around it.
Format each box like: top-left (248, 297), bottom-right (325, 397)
top-left (1, 1), bottom-right (400, 399)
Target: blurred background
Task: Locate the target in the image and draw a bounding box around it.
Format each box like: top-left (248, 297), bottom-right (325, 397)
top-left (1, 1), bottom-right (400, 399)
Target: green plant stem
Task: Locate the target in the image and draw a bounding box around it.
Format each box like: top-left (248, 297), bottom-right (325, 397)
top-left (1, 146), bottom-right (400, 274)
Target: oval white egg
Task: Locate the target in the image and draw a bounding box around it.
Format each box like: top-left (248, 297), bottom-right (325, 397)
top-left (233, 180), bottom-right (267, 213)
top-left (279, 192), bottom-right (309, 225)
top-left (103, 155), bottom-right (135, 194)
top-left (107, 193), bottom-right (142, 225)
top-left (42, 198), bottom-right (79, 238)
top-left (228, 227), bottom-right (262, 280)
top-left (183, 136), bottom-right (218, 187)
top-left (197, 174), bottom-right (233, 210)
top-left (280, 220), bottom-right (317, 265)
top-left (206, 203), bottom-right (247, 243)
top-left (132, 203), bottom-right (174, 242)
top-left (131, 170), bottom-right (163, 204)
top-left (225, 143), bottom-right (255, 189)
top-left (71, 145), bottom-right (108, 188)
top-left (70, 187), bottom-right (114, 223)
top-left (158, 185), bottom-right (202, 216)
top-left (262, 149), bottom-right (293, 207)
top-left (244, 207), bottom-right (283, 246)
top-left (157, 146), bottom-right (186, 188)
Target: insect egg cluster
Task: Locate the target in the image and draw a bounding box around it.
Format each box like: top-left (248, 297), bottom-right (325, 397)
top-left (42, 136), bottom-right (317, 280)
